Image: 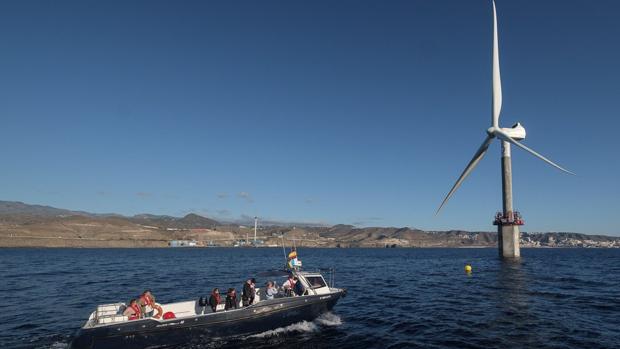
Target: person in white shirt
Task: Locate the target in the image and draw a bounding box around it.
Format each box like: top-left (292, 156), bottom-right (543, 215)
top-left (265, 281), bottom-right (278, 300)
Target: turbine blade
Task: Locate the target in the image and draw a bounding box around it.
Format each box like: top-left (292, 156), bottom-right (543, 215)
top-left (492, 0), bottom-right (502, 128)
top-left (436, 135), bottom-right (494, 215)
top-left (493, 129), bottom-right (575, 175)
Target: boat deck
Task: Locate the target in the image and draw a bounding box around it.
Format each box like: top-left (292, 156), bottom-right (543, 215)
top-left (85, 271), bottom-right (337, 329)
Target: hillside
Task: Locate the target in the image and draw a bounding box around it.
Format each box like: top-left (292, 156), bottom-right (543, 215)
top-left (0, 201), bottom-right (220, 229)
top-left (130, 213), bottom-right (219, 229)
top-left (0, 200), bottom-right (84, 217)
top-left (0, 201), bottom-right (618, 248)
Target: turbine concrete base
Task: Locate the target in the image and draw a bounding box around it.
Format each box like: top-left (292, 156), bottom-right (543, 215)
top-left (498, 224), bottom-right (520, 258)
top-left (499, 141), bottom-right (521, 259)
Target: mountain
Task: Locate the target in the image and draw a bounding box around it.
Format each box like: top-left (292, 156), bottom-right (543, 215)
top-left (175, 214), bottom-right (219, 229)
top-left (0, 200), bottom-right (220, 229)
top-left (0, 200), bottom-right (618, 248)
top-left (129, 213), bottom-right (219, 229)
top-left (129, 214), bottom-right (181, 228)
top-left (132, 214), bottom-right (177, 220)
top-left (316, 226), bottom-right (492, 247)
top-left (0, 200), bottom-right (83, 217)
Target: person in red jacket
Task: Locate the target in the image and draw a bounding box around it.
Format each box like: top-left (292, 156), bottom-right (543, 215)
top-left (208, 288), bottom-right (222, 313)
top-left (123, 299), bottom-right (141, 320)
top-left (139, 290), bottom-right (163, 319)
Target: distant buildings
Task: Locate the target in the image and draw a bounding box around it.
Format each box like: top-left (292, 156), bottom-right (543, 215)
top-left (520, 235), bottom-right (620, 248)
top-left (232, 239), bottom-right (266, 247)
top-left (168, 240), bottom-right (197, 247)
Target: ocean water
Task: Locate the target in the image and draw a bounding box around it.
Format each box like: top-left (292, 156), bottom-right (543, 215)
top-left (1, 248), bottom-right (619, 349)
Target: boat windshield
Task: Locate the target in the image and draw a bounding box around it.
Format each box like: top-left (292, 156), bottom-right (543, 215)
top-left (304, 275), bottom-right (327, 289)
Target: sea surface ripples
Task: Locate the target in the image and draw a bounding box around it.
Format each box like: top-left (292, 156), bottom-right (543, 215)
top-left (1, 248), bottom-right (619, 348)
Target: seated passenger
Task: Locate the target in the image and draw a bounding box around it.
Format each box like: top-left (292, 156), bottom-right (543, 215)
top-left (225, 288), bottom-right (238, 311)
top-left (265, 281), bottom-right (277, 300)
top-left (282, 275), bottom-right (295, 297)
top-left (139, 290), bottom-right (163, 319)
top-left (208, 288), bottom-right (221, 313)
top-left (123, 299), bottom-right (141, 320)
top-left (293, 277), bottom-right (305, 296)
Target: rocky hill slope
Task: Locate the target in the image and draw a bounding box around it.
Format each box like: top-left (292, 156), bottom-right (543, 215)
top-left (0, 201), bottom-right (618, 248)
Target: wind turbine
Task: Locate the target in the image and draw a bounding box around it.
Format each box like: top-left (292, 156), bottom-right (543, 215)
top-left (436, 1), bottom-right (574, 258)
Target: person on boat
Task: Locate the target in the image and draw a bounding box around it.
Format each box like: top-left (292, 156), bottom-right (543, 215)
top-left (265, 281), bottom-right (278, 300)
top-left (293, 277), bottom-right (305, 296)
top-left (287, 248), bottom-right (302, 270)
top-left (282, 275), bottom-right (295, 297)
top-left (225, 288), bottom-right (238, 310)
top-left (242, 278), bottom-right (256, 306)
top-left (139, 290), bottom-right (163, 319)
top-left (123, 299), bottom-right (142, 320)
top-left (208, 288), bottom-right (221, 313)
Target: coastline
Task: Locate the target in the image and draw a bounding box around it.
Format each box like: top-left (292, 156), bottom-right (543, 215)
top-left (1, 203), bottom-right (618, 249)
top-left (1, 239), bottom-right (617, 249)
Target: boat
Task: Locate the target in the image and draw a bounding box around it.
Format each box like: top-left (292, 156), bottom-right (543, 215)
top-left (69, 268), bottom-right (346, 349)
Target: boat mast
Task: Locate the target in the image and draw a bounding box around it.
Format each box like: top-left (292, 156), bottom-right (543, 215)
top-left (254, 216), bottom-right (258, 245)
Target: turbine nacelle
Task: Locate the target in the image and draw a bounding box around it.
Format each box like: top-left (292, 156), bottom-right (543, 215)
top-left (487, 122), bottom-right (526, 141)
top-left (486, 122), bottom-right (526, 141)
top-left (501, 122), bottom-right (526, 140)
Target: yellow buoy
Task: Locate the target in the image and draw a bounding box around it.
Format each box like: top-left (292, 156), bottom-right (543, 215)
top-left (465, 264), bottom-right (472, 273)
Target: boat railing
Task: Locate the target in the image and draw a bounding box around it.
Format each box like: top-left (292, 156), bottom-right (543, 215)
top-left (93, 303), bottom-right (127, 326)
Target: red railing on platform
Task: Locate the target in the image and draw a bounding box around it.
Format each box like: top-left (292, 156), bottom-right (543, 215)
top-left (493, 211), bottom-right (524, 226)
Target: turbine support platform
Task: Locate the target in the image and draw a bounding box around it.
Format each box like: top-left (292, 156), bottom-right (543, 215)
top-left (493, 211), bottom-right (524, 226)
top-left (497, 223), bottom-right (521, 258)
top-left (495, 211), bottom-right (523, 259)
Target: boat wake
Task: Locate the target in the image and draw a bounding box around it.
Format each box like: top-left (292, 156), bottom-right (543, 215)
top-left (314, 312), bottom-right (342, 327)
top-left (248, 312), bottom-right (342, 339)
top-left (35, 341), bottom-right (69, 349)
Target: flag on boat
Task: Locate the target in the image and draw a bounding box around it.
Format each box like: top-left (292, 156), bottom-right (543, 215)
top-left (287, 248), bottom-right (301, 269)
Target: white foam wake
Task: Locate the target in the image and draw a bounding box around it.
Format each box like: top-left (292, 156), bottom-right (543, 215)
top-left (42, 341), bottom-right (68, 349)
top-left (249, 312), bottom-right (342, 339)
top-left (315, 312), bottom-right (342, 326)
top-left (249, 321), bottom-right (318, 338)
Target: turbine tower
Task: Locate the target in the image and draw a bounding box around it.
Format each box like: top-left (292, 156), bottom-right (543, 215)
top-left (436, 1), bottom-right (574, 258)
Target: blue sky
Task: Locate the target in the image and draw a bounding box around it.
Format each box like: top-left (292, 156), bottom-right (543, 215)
top-left (1, 0), bottom-right (619, 234)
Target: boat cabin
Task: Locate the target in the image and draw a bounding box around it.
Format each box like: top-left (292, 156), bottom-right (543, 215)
top-left (296, 271), bottom-right (332, 295)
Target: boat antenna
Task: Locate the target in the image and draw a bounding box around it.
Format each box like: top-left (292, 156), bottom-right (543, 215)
top-left (280, 234), bottom-right (287, 267)
top-left (254, 216), bottom-right (258, 245)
